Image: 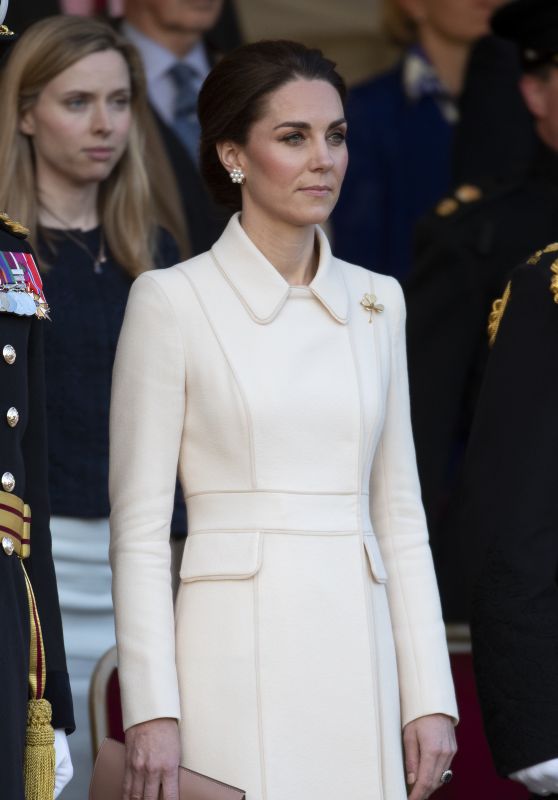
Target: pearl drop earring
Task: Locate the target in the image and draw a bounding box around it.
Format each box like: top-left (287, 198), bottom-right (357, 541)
top-left (230, 167), bottom-right (245, 185)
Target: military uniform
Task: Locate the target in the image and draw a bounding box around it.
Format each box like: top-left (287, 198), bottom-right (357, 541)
top-left (454, 246), bottom-right (558, 786)
top-left (446, 2), bottom-right (558, 795)
top-left (405, 141), bottom-right (558, 621)
top-left (0, 217), bottom-right (74, 799)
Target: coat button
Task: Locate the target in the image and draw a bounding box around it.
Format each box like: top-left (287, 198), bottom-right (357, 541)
top-left (6, 407), bottom-right (19, 428)
top-left (1, 472), bottom-right (15, 492)
top-left (2, 536), bottom-right (14, 556)
top-left (2, 345), bottom-right (16, 365)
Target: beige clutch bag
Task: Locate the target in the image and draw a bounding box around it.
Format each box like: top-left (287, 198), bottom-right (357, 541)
top-left (89, 738), bottom-right (246, 800)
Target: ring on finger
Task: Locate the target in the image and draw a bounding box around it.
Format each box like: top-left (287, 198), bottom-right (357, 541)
top-left (440, 769), bottom-right (453, 784)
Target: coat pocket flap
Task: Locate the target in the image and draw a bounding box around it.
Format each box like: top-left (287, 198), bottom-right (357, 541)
top-left (180, 531), bottom-right (262, 582)
top-left (363, 534), bottom-right (388, 583)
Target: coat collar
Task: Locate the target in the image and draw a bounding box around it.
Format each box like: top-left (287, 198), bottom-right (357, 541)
top-left (210, 213), bottom-right (348, 325)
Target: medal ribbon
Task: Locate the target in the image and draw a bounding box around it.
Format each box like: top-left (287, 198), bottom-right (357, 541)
top-left (0, 250), bottom-right (20, 285)
top-left (0, 251), bottom-right (50, 319)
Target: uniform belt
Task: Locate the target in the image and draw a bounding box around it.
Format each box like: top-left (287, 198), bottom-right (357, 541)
top-left (186, 490), bottom-right (371, 534)
top-left (0, 490), bottom-right (31, 558)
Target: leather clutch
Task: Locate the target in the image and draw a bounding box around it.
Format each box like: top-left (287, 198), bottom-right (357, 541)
top-left (89, 738), bottom-right (246, 800)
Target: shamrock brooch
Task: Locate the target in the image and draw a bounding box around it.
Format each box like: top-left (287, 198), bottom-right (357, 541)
top-left (360, 293), bottom-right (384, 323)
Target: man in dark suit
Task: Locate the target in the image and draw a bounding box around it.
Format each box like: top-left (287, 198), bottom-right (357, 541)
top-left (121, 0), bottom-right (234, 259)
top-left (406, 0), bottom-right (558, 622)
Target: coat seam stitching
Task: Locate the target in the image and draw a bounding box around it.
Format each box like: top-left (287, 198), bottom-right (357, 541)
top-left (253, 566), bottom-right (268, 799)
top-left (178, 269), bottom-right (257, 489)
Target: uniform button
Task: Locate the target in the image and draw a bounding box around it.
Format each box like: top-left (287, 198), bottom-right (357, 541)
top-left (6, 406), bottom-right (19, 428)
top-left (2, 345), bottom-right (16, 365)
top-left (1, 472), bottom-right (15, 492)
top-left (6, 407), bottom-right (19, 428)
top-left (2, 536), bottom-right (14, 556)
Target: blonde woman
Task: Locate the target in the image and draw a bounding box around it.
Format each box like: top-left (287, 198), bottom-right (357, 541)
top-left (0, 16), bottom-right (183, 798)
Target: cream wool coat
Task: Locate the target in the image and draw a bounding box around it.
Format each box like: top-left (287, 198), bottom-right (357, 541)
top-left (109, 213), bottom-right (457, 800)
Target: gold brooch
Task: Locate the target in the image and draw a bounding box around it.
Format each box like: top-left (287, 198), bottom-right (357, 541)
top-left (360, 293), bottom-right (384, 323)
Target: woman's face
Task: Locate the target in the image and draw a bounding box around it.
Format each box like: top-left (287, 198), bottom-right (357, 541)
top-left (228, 78), bottom-right (348, 229)
top-left (20, 49), bottom-right (132, 191)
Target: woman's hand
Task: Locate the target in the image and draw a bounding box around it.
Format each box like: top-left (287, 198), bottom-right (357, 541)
top-left (403, 713), bottom-right (457, 800)
top-left (123, 717), bottom-right (181, 800)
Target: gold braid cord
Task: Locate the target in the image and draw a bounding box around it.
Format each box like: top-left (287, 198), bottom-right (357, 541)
top-left (21, 563), bottom-right (55, 800)
top-left (527, 242), bottom-right (558, 265)
top-left (550, 260), bottom-right (558, 304)
top-left (488, 281), bottom-right (511, 347)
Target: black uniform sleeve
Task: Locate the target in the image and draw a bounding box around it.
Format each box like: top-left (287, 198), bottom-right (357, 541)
top-left (457, 261), bottom-right (558, 775)
top-left (23, 318), bottom-right (75, 732)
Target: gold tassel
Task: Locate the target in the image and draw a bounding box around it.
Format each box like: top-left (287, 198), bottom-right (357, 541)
top-left (20, 561), bottom-right (56, 800)
top-left (23, 699), bottom-right (55, 800)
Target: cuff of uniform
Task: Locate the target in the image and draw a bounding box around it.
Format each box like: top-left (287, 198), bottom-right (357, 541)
top-left (45, 669), bottom-right (75, 734)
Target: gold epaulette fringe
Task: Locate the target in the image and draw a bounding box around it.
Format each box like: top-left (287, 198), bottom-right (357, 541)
top-left (488, 281), bottom-right (511, 347)
top-left (0, 212), bottom-right (29, 238)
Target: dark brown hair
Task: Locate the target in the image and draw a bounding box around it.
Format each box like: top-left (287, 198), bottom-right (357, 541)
top-left (198, 40), bottom-right (346, 211)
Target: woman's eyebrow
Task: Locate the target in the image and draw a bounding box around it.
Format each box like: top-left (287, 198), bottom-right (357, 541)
top-left (273, 117), bottom-right (346, 131)
top-left (273, 121), bottom-right (311, 130)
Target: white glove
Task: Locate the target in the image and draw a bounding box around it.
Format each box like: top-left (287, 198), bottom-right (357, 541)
top-left (510, 757), bottom-right (558, 796)
top-left (53, 729), bottom-right (73, 799)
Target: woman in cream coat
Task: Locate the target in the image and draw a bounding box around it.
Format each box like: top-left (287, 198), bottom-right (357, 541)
top-left (109, 41), bottom-right (458, 800)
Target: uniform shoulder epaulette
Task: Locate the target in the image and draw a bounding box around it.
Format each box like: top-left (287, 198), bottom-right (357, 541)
top-left (0, 212), bottom-right (29, 240)
top-left (487, 281), bottom-right (511, 347)
top-left (435, 184), bottom-right (483, 218)
top-left (432, 176), bottom-right (524, 225)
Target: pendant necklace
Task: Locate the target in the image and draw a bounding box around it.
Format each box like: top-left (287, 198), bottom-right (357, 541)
top-left (39, 206), bottom-right (107, 274)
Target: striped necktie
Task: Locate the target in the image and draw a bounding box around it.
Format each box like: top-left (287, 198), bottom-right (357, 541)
top-left (169, 62), bottom-right (201, 163)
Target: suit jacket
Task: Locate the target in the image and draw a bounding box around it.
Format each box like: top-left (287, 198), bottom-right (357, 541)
top-left (455, 249), bottom-right (558, 776)
top-left (405, 141), bottom-right (558, 621)
top-left (109, 214), bottom-right (456, 797)
top-left (0, 222), bottom-right (74, 799)
top-left (147, 106), bottom-right (229, 258)
top-left (118, 23), bottom-right (232, 260)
